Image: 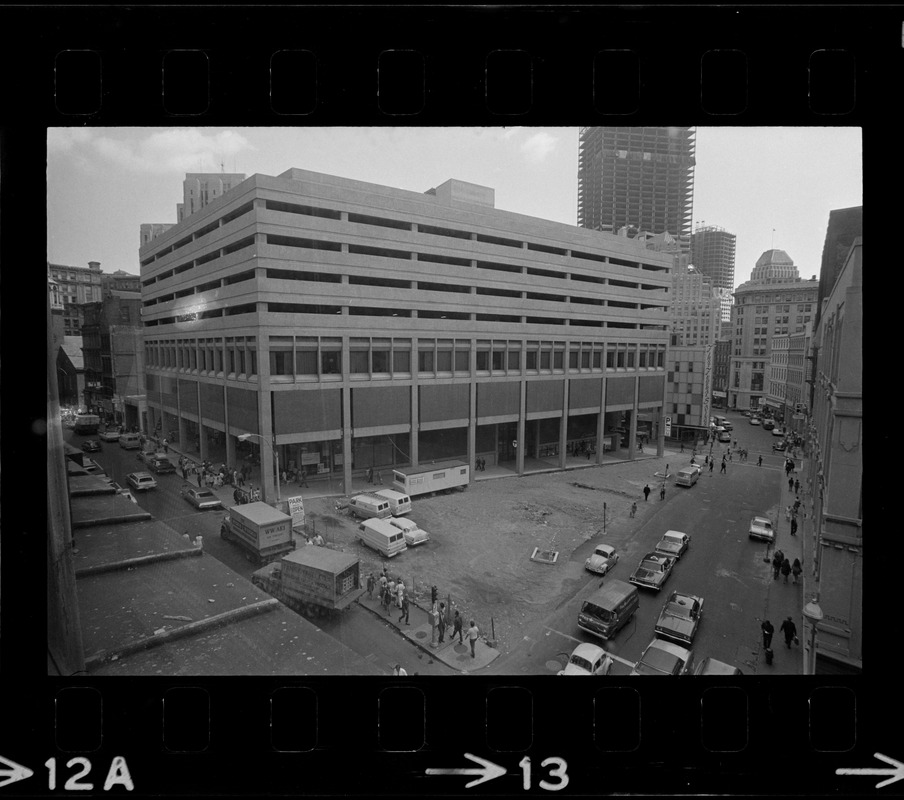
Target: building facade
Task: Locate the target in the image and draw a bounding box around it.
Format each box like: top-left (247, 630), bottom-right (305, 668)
top-left (81, 292), bottom-right (144, 424)
top-left (665, 345), bottom-right (714, 443)
top-left (712, 337), bottom-right (731, 408)
top-left (577, 127), bottom-right (696, 253)
top-left (669, 266), bottom-right (722, 348)
top-left (48, 261), bottom-right (105, 336)
top-left (177, 172), bottom-right (247, 222)
top-left (766, 324), bottom-right (812, 430)
top-left (140, 169), bottom-right (673, 500)
top-left (728, 249), bottom-right (818, 411)
top-left (806, 238), bottom-right (862, 674)
top-left (690, 224), bottom-right (736, 320)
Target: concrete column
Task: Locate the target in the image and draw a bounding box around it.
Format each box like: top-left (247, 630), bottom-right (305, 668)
top-left (596, 375), bottom-right (605, 465)
top-left (517, 380), bottom-right (526, 475)
top-left (558, 379), bottom-right (569, 469)
top-left (628, 376), bottom-right (639, 461)
top-left (411, 383), bottom-right (419, 467)
top-left (342, 384), bottom-right (353, 494)
top-left (199, 423), bottom-right (209, 463)
top-left (468, 380), bottom-right (477, 472)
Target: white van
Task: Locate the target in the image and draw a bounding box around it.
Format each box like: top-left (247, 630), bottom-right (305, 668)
top-left (357, 518), bottom-right (408, 558)
top-left (373, 489), bottom-right (412, 516)
top-left (347, 493), bottom-right (392, 520)
top-left (119, 432), bottom-right (142, 450)
top-left (675, 466), bottom-right (700, 487)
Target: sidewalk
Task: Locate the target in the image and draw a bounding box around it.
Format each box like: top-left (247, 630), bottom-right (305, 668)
top-left (356, 587), bottom-right (500, 673)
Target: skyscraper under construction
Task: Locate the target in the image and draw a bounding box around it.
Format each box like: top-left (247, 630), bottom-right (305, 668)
top-left (577, 127), bottom-right (696, 253)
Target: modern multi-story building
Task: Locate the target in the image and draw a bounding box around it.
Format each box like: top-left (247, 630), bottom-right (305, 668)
top-left (805, 236), bottom-right (862, 674)
top-left (665, 344), bottom-right (715, 443)
top-left (669, 265), bottom-right (722, 348)
top-left (728, 249), bottom-right (818, 411)
top-left (577, 127), bottom-right (696, 253)
top-left (81, 292), bottom-right (144, 425)
top-left (47, 261), bottom-right (105, 336)
top-left (139, 169), bottom-right (673, 500)
top-left (690, 224), bottom-right (736, 320)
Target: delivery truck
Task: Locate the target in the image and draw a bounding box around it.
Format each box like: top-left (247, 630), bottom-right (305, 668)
top-left (391, 459), bottom-right (470, 497)
top-left (252, 546), bottom-right (364, 617)
top-left (220, 501), bottom-right (296, 565)
top-left (73, 414), bottom-right (101, 435)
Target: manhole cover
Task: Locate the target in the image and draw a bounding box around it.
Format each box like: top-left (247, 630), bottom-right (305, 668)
top-left (531, 547), bottom-right (559, 564)
top-left (414, 630), bottom-right (428, 640)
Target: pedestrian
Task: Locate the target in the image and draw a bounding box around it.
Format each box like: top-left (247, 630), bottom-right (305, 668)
top-left (299, 469), bottom-right (308, 488)
top-left (397, 579), bottom-right (405, 608)
top-left (366, 467), bottom-right (373, 484)
top-left (792, 558), bottom-right (802, 583)
top-left (437, 602), bottom-right (447, 643)
top-left (790, 517), bottom-right (798, 536)
top-left (467, 619), bottom-right (480, 658)
top-left (162, 438), bottom-right (169, 453)
top-left (660, 484), bottom-right (666, 501)
top-left (393, 664), bottom-right (408, 677)
top-left (643, 484), bottom-right (651, 502)
top-left (789, 476), bottom-right (794, 491)
top-left (781, 557), bottom-right (791, 583)
top-left (772, 550), bottom-right (783, 580)
top-left (728, 450), bottom-right (733, 462)
top-left (312, 532), bottom-right (324, 546)
top-left (704, 454), bottom-right (708, 465)
top-left (761, 619), bottom-right (774, 649)
top-left (398, 594), bottom-right (410, 624)
top-left (757, 455), bottom-right (763, 467)
top-left (451, 610), bottom-right (464, 644)
top-left (367, 572), bottom-right (375, 599)
top-left (376, 471), bottom-right (383, 485)
top-left (794, 479), bottom-right (800, 494)
top-left (197, 469), bottom-right (203, 488)
top-left (388, 577), bottom-right (397, 604)
top-left (381, 585), bottom-right (391, 614)
top-left (233, 488), bottom-right (241, 505)
top-left (720, 460), bottom-right (727, 474)
top-left (630, 502), bottom-right (637, 518)
top-left (709, 460), bottom-right (714, 472)
top-left (779, 616), bottom-right (798, 649)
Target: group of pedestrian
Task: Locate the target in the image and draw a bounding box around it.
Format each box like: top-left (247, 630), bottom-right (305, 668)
top-left (761, 616), bottom-right (799, 652)
top-left (475, 457), bottom-right (487, 471)
top-left (771, 549), bottom-right (802, 584)
top-left (365, 467), bottom-right (384, 485)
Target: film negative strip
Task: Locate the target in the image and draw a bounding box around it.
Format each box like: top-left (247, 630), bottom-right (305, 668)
top-left (3, 3), bottom-right (884, 798)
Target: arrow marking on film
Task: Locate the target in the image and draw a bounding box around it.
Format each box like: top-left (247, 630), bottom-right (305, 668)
top-left (426, 752), bottom-right (506, 788)
top-left (0, 754), bottom-right (33, 789)
top-left (836, 752), bottom-right (904, 789)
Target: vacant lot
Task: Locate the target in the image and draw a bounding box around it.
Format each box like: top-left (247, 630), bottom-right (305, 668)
top-left (304, 452), bottom-right (678, 654)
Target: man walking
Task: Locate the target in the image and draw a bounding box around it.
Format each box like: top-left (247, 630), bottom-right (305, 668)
top-left (720, 460), bottom-right (727, 474)
top-left (772, 549), bottom-right (784, 580)
top-left (709, 460), bottom-right (714, 472)
top-left (761, 619), bottom-right (774, 649)
top-left (659, 484), bottom-right (666, 501)
top-left (643, 484), bottom-right (651, 502)
top-left (788, 475), bottom-right (794, 491)
top-left (781, 557), bottom-right (792, 584)
top-left (790, 517), bottom-right (798, 536)
top-left (437, 602), bottom-right (447, 643)
top-left (467, 619), bottom-right (480, 658)
top-left (780, 616), bottom-right (798, 649)
top-left (451, 610), bottom-right (464, 644)
top-left (630, 502), bottom-right (637, 518)
top-left (367, 572), bottom-right (375, 600)
top-left (794, 478), bottom-right (800, 494)
top-left (757, 455), bottom-right (763, 467)
top-left (398, 594), bottom-right (410, 624)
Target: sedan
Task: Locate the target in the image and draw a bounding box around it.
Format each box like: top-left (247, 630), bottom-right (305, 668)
top-left (749, 417), bottom-right (761, 426)
top-left (629, 552), bottom-right (674, 591)
top-left (694, 657), bottom-right (743, 676)
top-left (772, 440), bottom-right (788, 452)
top-left (654, 530), bottom-right (690, 560)
top-left (98, 427), bottom-right (122, 442)
top-left (181, 486), bottom-right (222, 510)
top-left (558, 643), bottom-right (613, 676)
top-left (630, 638), bottom-right (694, 676)
top-left (127, 471), bottom-right (157, 491)
top-left (748, 516), bottom-right (775, 543)
top-left (81, 439), bottom-right (101, 453)
top-left (387, 517), bottom-right (430, 546)
top-left (584, 543), bottom-right (619, 575)
top-left (771, 427), bottom-right (785, 437)
top-left (654, 591), bottom-right (704, 646)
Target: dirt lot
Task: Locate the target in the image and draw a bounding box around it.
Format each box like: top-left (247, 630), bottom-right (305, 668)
top-left (304, 452), bottom-right (679, 655)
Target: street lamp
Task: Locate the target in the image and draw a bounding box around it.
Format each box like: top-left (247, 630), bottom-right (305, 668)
top-left (802, 597), bottom-right (824, 675)
top-left (237, 432), bottom-right (280, 502)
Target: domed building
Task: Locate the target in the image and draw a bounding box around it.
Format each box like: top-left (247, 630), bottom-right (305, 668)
top-left (728, 249), bottom-right (818, 413)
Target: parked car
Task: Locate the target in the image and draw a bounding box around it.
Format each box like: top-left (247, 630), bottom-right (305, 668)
top-left (741, 410), bottom-right (752, 417)
top-left (630, 638), bottom-right (694, 676)
top-left (654, 591), bottom-right (704, 646)
top-left (181, 485), bottom-right (223, 510)
top-left (762, 420), bottom-right (775, 431)
top-left (772, 440), bottom-right (788, 452)
top-left (387, 516), bottom-right (430, 546)
top-left (81, 457), bottom-right (106, 476)
top-left (693, 657), bottom-right (744, 676)
top-left (629, 552), bottom-right (674, 591)
top-left (771, 427), bottom-right (785, 437)
top-left (98, 426), bottom-right (122, 442)
top-left (127, 471), bottom-right (157, 491)
top-left (721, 421), bottom-right (733, 432)
top-left (654, 530), bottom-right (690, 560)
top-left (584, 543), bottom-right (619, 575)
top-left (81, 439), bottom-right (101, 453)
top-left (558, 643), bottom-right (613, 676)
top-left (749, 417), bottom-right (761, 426)
top-left (748, 516), bottom-right (774, 543)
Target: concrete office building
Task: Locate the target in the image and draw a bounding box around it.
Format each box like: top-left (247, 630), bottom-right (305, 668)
top-left (806, 237), bottom-right (862, 674)
top-left (728, 249), bottom-right (818, 412)
top-left (178, 172), bottom-right (247, 222)
top-left (577, 127), bottom-right (696, 253)
top-left (690, 224), bottom-right (736, 320)
top-left (139, 169), bottom-right (673, 501)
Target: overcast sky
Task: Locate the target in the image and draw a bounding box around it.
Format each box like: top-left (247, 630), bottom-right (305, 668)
top-left (47, 126), bottom-right (862, 288)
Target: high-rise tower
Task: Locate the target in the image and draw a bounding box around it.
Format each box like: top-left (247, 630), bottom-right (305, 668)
top-left (690, 223), bottom-right (736, 320)
top-left (577, 126), bottom-right (696, 252)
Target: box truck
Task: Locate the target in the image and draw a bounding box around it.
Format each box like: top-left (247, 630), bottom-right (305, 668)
top-left (220, 501), bottom-right (296, 565)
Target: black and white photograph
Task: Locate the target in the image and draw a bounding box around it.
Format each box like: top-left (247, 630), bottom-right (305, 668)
top-left (47, 125), bottom-right (862, 679)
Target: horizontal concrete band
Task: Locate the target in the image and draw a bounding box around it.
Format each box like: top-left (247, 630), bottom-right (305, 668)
top-left (84, 598), bottom-right (280, 671)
